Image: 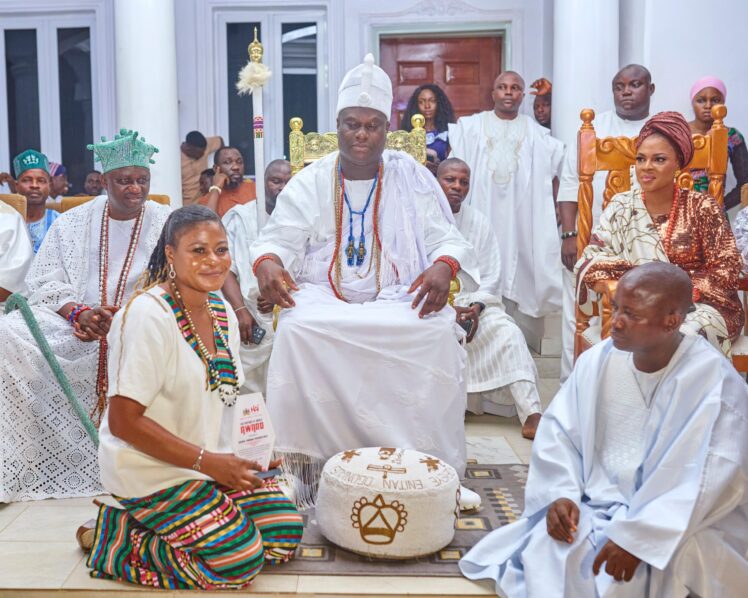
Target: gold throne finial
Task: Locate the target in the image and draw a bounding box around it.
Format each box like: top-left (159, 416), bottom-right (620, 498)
top-left (248, 27), bottom-right (263, 63)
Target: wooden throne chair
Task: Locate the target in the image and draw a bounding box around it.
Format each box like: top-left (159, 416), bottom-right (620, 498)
top-left (572, 104), bottom-right (748, 370)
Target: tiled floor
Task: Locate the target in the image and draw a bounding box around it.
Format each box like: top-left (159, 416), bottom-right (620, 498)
top-left (0, 363), bottom-right (561, 597)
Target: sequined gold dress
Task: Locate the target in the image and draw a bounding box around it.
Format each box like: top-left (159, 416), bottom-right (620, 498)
top-left (575, 188), bottom-right (743, 352)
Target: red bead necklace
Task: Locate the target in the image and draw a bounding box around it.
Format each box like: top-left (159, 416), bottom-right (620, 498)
top-left (328, 157), bottom-right (384, 301)
top-left (642, 184), bottom-right (680, 256)
top-left (92, 201), bottom-right (146, 425)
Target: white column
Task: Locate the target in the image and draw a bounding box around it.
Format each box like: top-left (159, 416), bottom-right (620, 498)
top-left (114, 0), bottom-right (182, 206)
top-left (552, 0), bottom-right (620, 148)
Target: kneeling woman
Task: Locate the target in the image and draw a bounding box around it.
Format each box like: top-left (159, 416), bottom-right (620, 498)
top-left (81, 206), bottom-right (303, 589)
top-left (576, 111), bottom-right (744, 354)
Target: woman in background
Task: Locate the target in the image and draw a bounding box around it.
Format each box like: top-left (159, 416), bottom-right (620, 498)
top-left (402, 83), bottom-right (456, 173)
top-left (688, 76), bottom-right (748, 210)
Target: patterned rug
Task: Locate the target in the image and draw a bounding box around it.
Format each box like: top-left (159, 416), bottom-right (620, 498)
top-left (266, 463), bottom-right (528, 577)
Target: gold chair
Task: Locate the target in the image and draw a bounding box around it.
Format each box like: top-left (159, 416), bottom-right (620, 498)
top-left (59, 194), bottom-right (171, 213)
top-left (288, 114), bottom-right (427, 175)
top-left (574, 104), bottom-right (730, 359)
top-left (0, 194), bottom-right (27, 220)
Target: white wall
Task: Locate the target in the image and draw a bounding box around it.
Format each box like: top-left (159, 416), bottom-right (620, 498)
top-left (622, 0), bottom-right (748, 132)
top-left (172, 0), bottom-right (552, 144)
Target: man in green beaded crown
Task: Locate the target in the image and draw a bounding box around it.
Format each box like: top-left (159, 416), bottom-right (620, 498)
top-left (0, 128), bottom-right (170, 503)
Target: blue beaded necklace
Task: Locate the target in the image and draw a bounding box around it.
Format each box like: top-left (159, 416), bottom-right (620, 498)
top-left (339, 160), bottom-right (380, 267)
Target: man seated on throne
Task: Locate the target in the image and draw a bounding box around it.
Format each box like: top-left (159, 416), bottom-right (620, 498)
top-left (249, 54), bottom-right (480, 509)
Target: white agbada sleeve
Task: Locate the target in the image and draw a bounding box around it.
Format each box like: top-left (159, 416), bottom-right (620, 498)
top-left (249, 170), bottom-right (318, 275)
top-left (456, 206), bottom-right (502, 302)
top-left (521, 365), bottom-right (587, 516)
top-left (0, 204), bottom-right (33, 295)
top-left (557, 134), bottom-right (580, 204)
top-left (223, 203), bottom-right (260, 301)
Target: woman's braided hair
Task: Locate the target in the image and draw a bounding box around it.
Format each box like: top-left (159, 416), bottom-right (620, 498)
top-left (401, 83), bottom-right (456, 133)
top-left (140, 204), bottom-right (224, 289)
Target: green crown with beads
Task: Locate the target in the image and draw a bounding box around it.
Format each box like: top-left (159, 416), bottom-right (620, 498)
top-left (87, 128), bottom-right (159, 174)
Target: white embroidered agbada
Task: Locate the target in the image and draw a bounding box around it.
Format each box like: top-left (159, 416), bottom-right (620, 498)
top-left (0, 202), bottom-right (33, 302)
top-left (454, 205), bottom-right (540, 424)
top-left (557, 110), bottom-right (648, 380)
top-left (222, 202), bottom-right (274, 393)
top-left (0, 196), bottom-right (169, 501)
top-left (249, 150), bottom-right (479, 499)
top-left (460, 335), bottom-right (748, 598)
top-left (449, 112), bottom-right (564, 317)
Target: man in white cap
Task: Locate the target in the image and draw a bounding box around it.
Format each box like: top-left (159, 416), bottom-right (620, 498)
top-left (250, 54), bottom-right (481, 508)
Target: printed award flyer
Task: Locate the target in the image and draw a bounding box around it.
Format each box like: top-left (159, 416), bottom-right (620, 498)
top-left (232, 393), bottom-right (275, 470)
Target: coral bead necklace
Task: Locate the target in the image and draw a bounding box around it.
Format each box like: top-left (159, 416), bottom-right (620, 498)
top-left (642, 184), bottom-right (680, 255)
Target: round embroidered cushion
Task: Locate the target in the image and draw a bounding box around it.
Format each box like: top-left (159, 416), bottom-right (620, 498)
top-left (316, 446), bottom-right (459, 559)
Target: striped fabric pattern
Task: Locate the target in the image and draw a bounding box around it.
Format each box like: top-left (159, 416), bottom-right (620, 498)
top-left (162, 291), bottom-right (238, 391)
top-left (87, 479), bottom-right (303, 589)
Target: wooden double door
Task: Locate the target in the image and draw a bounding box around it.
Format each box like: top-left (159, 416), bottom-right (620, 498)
top-left (380, 35), bottom-right (503, 128)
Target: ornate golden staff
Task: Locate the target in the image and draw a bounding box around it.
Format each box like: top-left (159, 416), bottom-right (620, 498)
top-left (236, 27), bottom-right (271, 231)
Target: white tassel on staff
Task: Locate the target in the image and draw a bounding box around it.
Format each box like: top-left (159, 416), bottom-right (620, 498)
top-left (236, 27), bottom-right (271, 232)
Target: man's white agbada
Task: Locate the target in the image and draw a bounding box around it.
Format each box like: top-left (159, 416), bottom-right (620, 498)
top-left (460, 336), bottom-right (748, 597)
top-left (249, 56), bottom-right (479, 508)
top-left (449, 111), bottom-right (564, 318)
top-left (336, 53), bottom-right (393, 118)
top-left (0, 202), bottom-right (33, 306)
top-left (0, 196), bottom-right (169, 501)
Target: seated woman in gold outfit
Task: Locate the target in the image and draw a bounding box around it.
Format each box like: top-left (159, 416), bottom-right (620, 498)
top-left (575, 111), bottom-right (744, 355)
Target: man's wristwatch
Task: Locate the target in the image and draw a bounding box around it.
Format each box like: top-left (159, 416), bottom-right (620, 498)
top-left (469, 301), bottom-right (486, 314)
top-left (560, 230), bottom-right (578, 240)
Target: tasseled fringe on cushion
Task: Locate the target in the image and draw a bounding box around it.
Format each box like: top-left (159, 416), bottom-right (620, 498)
top-left (236, 62), bottom-right (272, 95)
top-left (276, 450), bottom-right (325, 511)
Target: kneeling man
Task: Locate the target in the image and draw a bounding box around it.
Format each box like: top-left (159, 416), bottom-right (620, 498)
top-left (250, 55), bottom-right (479, 506)
top-left (460, 262), bottom-right (748, 597)
top-left (437, 158), bottom-right (542, 439)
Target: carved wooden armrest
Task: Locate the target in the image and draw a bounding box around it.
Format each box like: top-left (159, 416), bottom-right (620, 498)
top-left (590, 279), bottom-right (617, 339)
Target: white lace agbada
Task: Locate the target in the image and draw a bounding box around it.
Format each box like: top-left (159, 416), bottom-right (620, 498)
top-left (0, 196), bottom-right (169, 502)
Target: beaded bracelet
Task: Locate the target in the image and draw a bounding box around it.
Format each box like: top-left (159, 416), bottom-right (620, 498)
top-left (192, 448), bottom-right (205, 472)
top-left (67, 304), bottom-right (91, 325)
top-left (252, 254), bottom-right (276, 276)
top-left (435, 255), bottom-right (460, 279)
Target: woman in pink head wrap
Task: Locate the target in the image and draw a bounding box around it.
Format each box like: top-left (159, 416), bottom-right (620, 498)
top-left (688, 76), bottom-right (748, 209)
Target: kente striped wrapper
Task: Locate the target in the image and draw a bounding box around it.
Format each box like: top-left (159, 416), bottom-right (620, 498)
top-left (86, 479), bottom-right (303, 589)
